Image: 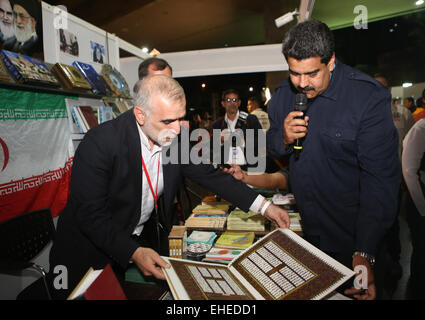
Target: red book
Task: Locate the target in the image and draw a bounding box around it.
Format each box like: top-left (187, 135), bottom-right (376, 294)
top-left (68, 264), bottom-right (127, 300)
top-left (79, 106), bottom-right (99, 129)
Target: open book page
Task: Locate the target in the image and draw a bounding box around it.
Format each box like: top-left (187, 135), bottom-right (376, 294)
top-left (228, 228), bottom-right (355, 300)
top-left (162, 258), bottom-right (263, 300)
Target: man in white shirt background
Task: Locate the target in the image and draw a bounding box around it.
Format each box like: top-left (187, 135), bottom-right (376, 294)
top-left (402, 118), bottom-right (425, 300)
top-left (247, 95), bottom-right (270, 132)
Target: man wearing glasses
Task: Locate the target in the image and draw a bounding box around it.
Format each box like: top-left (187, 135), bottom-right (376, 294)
top-left (212, 89), bottom-right (263, 171)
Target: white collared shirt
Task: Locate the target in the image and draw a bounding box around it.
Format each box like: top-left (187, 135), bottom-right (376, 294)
top-left (133, 121), bottom-right (267, 235)
top-left (402, 119), bottom-right (425, 216)
top-left (225, 111), bottom-right (239, 132)
top-left (223, 111), bottom-right (246, 165)
top-left (133, 122), bottom-right (164, 235)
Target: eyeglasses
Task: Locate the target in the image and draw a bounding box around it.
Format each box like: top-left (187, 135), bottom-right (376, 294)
top-left (223, 98), bottom-right (239, 103)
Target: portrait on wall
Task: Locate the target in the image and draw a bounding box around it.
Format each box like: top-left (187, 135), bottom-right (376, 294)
top-left (90, 40), bottom-right (105, 64)
top-left (0, 0), bottom-right (43, 56)
top-left (59, 28), bottom-right (79, 56)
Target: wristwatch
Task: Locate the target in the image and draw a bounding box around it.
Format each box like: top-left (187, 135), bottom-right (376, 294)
top-left (353, 251), bottom-right (375, 267)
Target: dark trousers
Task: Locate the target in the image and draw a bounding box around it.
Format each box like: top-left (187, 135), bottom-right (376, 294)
top-left (405, 192), bottom-right (425, 299)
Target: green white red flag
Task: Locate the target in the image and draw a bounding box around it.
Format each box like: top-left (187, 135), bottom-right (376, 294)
top-left (0, 87), bottom-right (73, 222)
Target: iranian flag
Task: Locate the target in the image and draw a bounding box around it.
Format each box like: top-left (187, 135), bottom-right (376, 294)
top-left (0, 87), bottom-right (73, 222)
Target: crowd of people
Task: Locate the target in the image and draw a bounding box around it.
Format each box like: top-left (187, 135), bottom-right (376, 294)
top-left (44, 19), bottom-right (424, 301)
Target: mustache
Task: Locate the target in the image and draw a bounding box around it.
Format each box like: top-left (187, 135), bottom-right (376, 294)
top-left (297, 86), bottom-right (315, 91)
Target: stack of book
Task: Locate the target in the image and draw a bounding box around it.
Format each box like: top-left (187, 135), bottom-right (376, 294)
top-left (184, 214), bottom-right (226, 231)
top-left (289, 211), bottom-right (302, 233)
top-left (186, 230), bottom-right (217, 247)
top-left (227, 209), bottom-right (265, 232)
top-left (168, 226), bottom-right (187, 259)
top-left (203, 231), bottom-right (255, 265)
top-left (184, 203), bottom-right (229, 231)
top-left (192, 203), bottom-right (230, 216)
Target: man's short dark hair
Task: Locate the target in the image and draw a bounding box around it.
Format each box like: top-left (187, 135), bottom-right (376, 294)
top-left (405, 97), bottom-right (414, 104)
top-left (248, 95), bottom-right (263, 107)
top-left (138, 57), bottom-right (172, 80)
top-left (282, 20), bottom-right (335, 65)
top-left (221, 88), bottom-right (240, 100)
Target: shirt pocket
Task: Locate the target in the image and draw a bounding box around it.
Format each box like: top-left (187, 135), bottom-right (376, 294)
top-left (321, 127), bottom-right (357, 161)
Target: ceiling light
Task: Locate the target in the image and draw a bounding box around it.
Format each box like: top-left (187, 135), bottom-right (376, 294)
top-left (201, 83), bottom-right (206, 88)
top-left (141, 47), bottom-right (149, 53)
top-left (415, 0), bottom-right (424, 6)
top-left (402, 82), bottom-right (413, 88)
top-left (249, 86), bottom-right (254, 92)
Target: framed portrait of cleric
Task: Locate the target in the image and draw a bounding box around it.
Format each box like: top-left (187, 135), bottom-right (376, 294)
top-left (90, 40), bottom-right (105, 64)
top-left (0, 0), bottom-right (43, 56)
top-left (59, 28), bottom-right (79, 57)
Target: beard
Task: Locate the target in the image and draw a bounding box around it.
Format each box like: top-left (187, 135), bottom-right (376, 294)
top-left (227, 104), bottom-right (238, 115)
top-left (143, 122), bottom-right (178, 147)
top-left (15, 20), bottom-right (34, 43)
top-left (0, 20), bottom-right (14, 40)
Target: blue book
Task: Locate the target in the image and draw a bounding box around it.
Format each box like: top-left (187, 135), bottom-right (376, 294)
top-left (72, 61), bottom-right (107, 95)
top-left (0, 49), bottom-right (60, 87)
top-left (98, 106), bottom-right (114, 123)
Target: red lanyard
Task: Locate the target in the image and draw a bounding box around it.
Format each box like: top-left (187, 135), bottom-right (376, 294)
top-left (141, 153), bottom-right (161, 209)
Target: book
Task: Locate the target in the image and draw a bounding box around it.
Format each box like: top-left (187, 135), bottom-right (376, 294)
top-left (203, 246), bottom-right (246, 264)
top-left (0, 59), bottom-right (13, 82)
top-left (187, 230), bottom-right (217, 247)
top-left (98, 106), bottom-right (114, 123)
top-left (51, 63), bottom-right (91, 91)
top-left (192, 203), bottom-right (230, 214)
top-left (184, 214), bottom-right (226, 231)
top-left (78, 106), bottom-right (99, 129)
top-left (0, 50), bottom-right (60, 87)
top-left (161, 228), bottom-right (355, 300)
top-left (71, 105), bottom-right (88, 133)
top-left (227, 209), bottom-right (265, 231)
top-left (72, 61), bottom-right (108, 95)
top-left (168, 225), bottom-right (187, 259)
top-left (67, 264), bottom-right (127, 300)
top-left (215, 231), bottom-right (255, 249)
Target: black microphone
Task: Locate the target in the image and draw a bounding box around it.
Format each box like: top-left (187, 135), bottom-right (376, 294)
top-left (294, 93), bottom-right (308, 160)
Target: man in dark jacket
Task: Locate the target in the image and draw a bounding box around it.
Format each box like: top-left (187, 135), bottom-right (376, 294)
top-left (48, 74), bottom-right (290, 299)
top-left (267, 20), bottom-right (400, 300)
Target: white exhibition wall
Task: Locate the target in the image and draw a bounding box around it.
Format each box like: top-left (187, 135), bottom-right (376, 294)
top-left (120, 44), bottom-right (289, 98)
top-left (41, 2), bottom-right (149, 74)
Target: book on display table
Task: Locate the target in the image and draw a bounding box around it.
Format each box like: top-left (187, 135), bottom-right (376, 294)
top-left (162, 228), bottom-right (354, 300)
